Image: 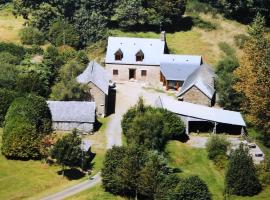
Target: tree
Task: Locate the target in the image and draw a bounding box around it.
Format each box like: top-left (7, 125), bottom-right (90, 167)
top-left (51, 130), bottom-right (90, 174)
top-left (19, 26), bottom-right (45, 45)
top-left (225, 144), bottom-right (261, 196)
top-left (48, 19), bottom-right (79, 48)
top-left (216, 57), bottom-right (243, 110)
top-left (206, 135), bottom-right (230, 160)
top-left (2, 95), bottom-right (52, 159)
top-left (233, 14), bottom-right (270, 146)
top-left (171, 176), bottom-right (212, 200)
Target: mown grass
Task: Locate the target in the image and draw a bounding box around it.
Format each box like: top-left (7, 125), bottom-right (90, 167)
top-left (67, 184), bottom-right (124, 200)
top-left (166, 140), bottom-right (270, 200)
top-left (0, 4), bottom-right (24, 43)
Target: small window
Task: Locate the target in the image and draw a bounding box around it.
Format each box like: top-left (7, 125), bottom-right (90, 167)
top-left (114, 49), bottom-right (123, 61)
top-left (113, 69), bottom-right (118, 75)
top-left (141, 70), bottom-right (147, 77)
top-left (136, 49), bottom-right (144, 62)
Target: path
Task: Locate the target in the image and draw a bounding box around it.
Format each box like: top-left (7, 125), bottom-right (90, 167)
top-left (41, 172), bottom-right (101, 200)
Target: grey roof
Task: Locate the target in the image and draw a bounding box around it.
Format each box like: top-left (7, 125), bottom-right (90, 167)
top-left (105, 36), bottom-right (165, 66)
top-left (160, 54), bottom-right (202, 66)
top-left (178, 64), bottom-right (216, 99)
top-left (77, 61), bottom-right (111, 95)
top-left (160, 63), bottom-right (200, 81)
top-left (156, 97), bottom-right (246, 127)
top-left (47, 101), bottom-right (96, 123)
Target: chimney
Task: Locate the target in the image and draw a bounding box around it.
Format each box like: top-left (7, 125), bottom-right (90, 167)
top-left (160, 31), bottom-right (166, 42)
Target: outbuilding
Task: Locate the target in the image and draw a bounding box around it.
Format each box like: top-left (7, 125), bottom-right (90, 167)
top-left (47, 101), bottom-right (96, 133)
top-left (156, 97), bottom-right (246, 135)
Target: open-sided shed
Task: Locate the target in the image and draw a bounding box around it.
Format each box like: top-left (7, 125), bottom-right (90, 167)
top-left (156, 97), bottom-right (246, 135)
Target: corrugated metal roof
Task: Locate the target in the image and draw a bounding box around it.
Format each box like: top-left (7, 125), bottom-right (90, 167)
top-left (77, 61), bottom-right (111, 95)
top-left (105, 36), bottom-right (165, 66)
top-left (47, 101), bottom-right (96, 123)
top-left (156, 97), bottom-right (246, 126)
top-left (178, 64), bottom-right (216, 99)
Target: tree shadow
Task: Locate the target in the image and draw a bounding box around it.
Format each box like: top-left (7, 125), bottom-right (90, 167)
top-left (57, 168), bottom-right (85, 180)
top-left (172, 133), bottom-right (190, 143)
top-left (94, 118), bottom-right (102, 132)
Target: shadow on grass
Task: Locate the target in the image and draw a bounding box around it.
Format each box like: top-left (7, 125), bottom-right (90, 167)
top-left (57, 168), bottom-right (85, 180)
top-left (94, 118), bottom-right (102, 132)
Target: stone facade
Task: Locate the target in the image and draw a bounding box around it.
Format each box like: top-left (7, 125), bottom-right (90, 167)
top-left (52, 122), bottom-right (94, 133)
top-left (180, 85), bottom-right (212, 106)
top-left (89, 82), bottom-right (108, 117)
top-left (106, 64), bottom-right (160, 85)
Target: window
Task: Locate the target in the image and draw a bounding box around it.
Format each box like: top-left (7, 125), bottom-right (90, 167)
top-left (113, 69), bottom-right (118, 75)
top-left (141, 70), bottom-right (147, 77)
top-left (136, 49), bottom-right (144, 62)
top-left (114, 49), bottom-right (123, 61)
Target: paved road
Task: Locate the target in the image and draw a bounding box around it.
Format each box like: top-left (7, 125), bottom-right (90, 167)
top-left (41, 172), bottom-right (101, 200)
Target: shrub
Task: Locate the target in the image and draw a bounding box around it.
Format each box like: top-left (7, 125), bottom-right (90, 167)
top-left (0, 42), bottom-right (26, 61)
top-left (206, 135), bottom-right (230, 160)
top-left (218, 42), bottom-right (236, 57)
top-left (0, 52), bottom-right (19, 64)
top-left (234, 34), bottom-right (249, 49)
top-left (171, 176), bottom-right (212, 200)
top-left (0, 89), bottom-right (20, 126)
top-left (256, 158), bottom-right (270, 186)
top-left (26, 45), bottom-right (44, 55)
top-left (225, 144), bottom-right (262, 196)
top-left (2, 95), bottom-right (52, 159)
top-left (192, 15), bottom-right (217, 31)
top-left (19, 26), bottom-right (45, 45)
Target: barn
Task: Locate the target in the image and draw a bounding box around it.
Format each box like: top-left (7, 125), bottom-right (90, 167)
top-left (47, 101), bottom-right (96, 133)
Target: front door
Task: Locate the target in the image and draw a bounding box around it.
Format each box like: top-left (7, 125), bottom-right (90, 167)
top-left (129, 69), bottom-right (136, 80)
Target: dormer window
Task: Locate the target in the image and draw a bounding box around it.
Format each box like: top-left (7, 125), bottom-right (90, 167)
top-left (114, 49), bottom-right (123, 61)
top-left (136, 49), bottom-right (144, 62)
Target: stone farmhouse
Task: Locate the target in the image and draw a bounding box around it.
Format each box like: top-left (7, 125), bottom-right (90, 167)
top-left (105, 32), bottom-right (216, 106)
top-left (77, 61), bottom-right (114, 117)
top-left (47, 101), bottom-right (96, 133)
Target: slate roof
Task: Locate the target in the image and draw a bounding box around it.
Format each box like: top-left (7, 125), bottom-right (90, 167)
top-left (77, 61), bottom-right (111, 95)
top-left (156, 97), bottom-right (246, 127)
top-left (47, 101), bottom-right (96, 123)
top-left (160, 54), bottom-right (202, 66)
top-left (105, 36), bottom-right (165, 66)
top-left (177, 64), bottom-right (216, 99)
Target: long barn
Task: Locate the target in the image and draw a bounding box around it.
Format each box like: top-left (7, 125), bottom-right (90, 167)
top-left (156, 97), bottom-right (246, 135)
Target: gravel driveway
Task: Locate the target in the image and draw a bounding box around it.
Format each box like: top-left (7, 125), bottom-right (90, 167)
top-left (106, 81), bottom-right (175, 148)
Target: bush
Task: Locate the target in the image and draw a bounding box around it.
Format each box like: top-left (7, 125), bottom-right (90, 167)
top-left (0, 42), bottom-right (26, 61)
top-left (0, 52), bottom-right (19, 65)
top-left (48, 20), bottom-right (79, 48)
top-left (171, 176), bottom-right (212, 200)
top-left (234, 34), bottom-right (249, 49)
top-left (218, 42), bottom-right (236, 57)
top-left (225, 144), bottom-right (262, 196)
top-left (192, 15), bottom-right (217, 31)
top-left (206, 135), bottom-right (230, 160)
top-left (19, 27), bottom-right (45, 45)
top-left (256, 158), bottom-right (270, 186)
top-left (26, 45), bottom-right (44, 55)
top-left (0, 89), bottom-right (20, 126)
top-left (1, 95), bottom-right (52, 159)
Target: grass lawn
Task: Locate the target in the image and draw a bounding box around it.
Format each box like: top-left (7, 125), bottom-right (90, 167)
top-left (67, 184), bottom-right (124, 200)
top-left (166, 140), bottom-right (270, 200)
top-left (0, 4), bottom-right (24, 43)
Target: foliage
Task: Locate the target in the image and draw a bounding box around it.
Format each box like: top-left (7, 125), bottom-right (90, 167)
top-left (218, 42), bottom-right (236, 57)
top-left (234, 34), bottom-right (249, 49)
top-left (192, 15), bottom-right (217, 31)
top-left (170, 176), bottom-right (212, 200)
top-left (0, 51), bottom-right (19, 65)
top-left (256, 158), bottom-right (270, 186)
top-left (233, 14), bottom-right (270, 146)
top-left (225, 144), bottom-right (262, 196)
top-left (216, 57), bottom-right (243, 110)
top-left (0, 62), bottom-right (19, 90)
top-left (0, 42), bottom-right (25, 61)
top-left (0, 89), bottom-right (20, 126)
top-left (48, 19), bottom-right (79, 48)
top-left (2, 95), bottom-right (52, 159)
top-left (19, 26), bottom-right (45, 45)
top-left (51, 130), bottom-right (91, 171)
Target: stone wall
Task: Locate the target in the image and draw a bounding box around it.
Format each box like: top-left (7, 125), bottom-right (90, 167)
top-left (89, 82), bottom-right (107, 117)
top-left (106, 63), bottom-right (160, 85)
top-left (53, 122), bottom-right (94, 133)
top-left (181, 86), bottom-right (212, 106)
